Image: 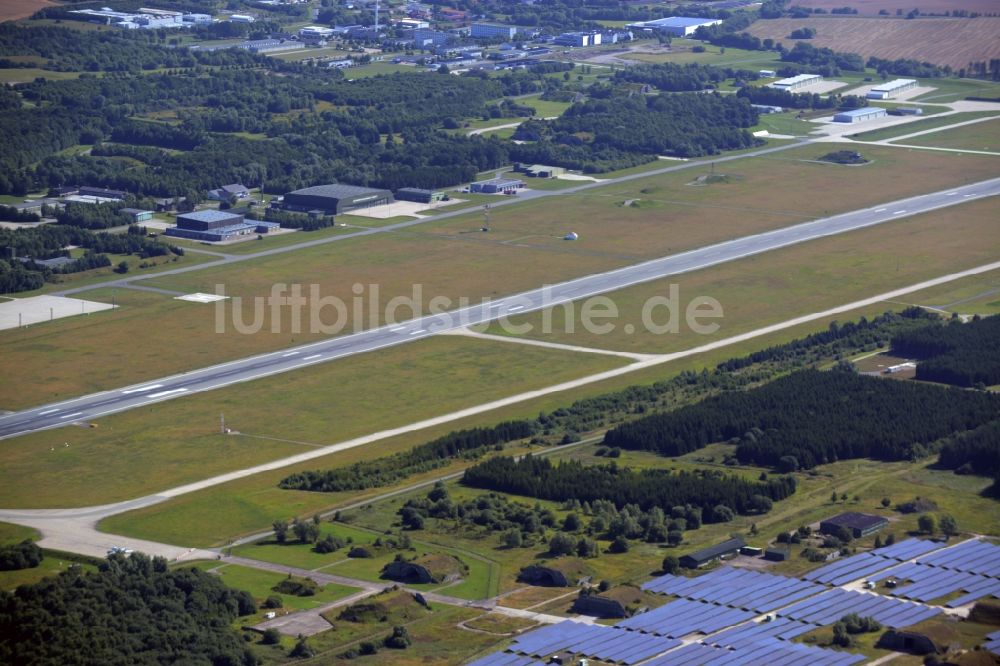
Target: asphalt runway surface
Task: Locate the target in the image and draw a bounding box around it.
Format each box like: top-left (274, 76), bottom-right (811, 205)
top-left (2, 176), bottom-right (997, 439)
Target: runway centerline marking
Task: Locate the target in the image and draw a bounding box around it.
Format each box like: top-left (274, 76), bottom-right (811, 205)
top-left (281, 351), bottom-right (299, 357)
top-left (147, 389), bottom-right (188, 398)
top-left (121, 384), bottom-right (162, 395)
top-left (38, 409), bottom-right (60, 415)
top-left (302, 354), bottom-right (322, 360)
top-left (58, 412), bottom-right (83, 420)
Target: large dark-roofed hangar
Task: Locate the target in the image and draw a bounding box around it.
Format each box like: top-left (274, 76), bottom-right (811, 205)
top-left (282, 184), bottom-right (393, 215)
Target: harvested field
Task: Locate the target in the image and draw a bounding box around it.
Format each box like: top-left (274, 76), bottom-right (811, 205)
top-left (0, 0), bottom-right (57, 23)
top-left (786, 0), bottom-right (999, 16)
top-left (746, 17), bottom-right (1000, 70)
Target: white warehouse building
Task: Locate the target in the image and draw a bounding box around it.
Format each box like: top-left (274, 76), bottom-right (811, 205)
top-left (866, 78), bottom-right (918, 99)
top-left (770, 73), bottom-right (823, 91)
top-left (626, 16), bottom-right (722, 36)
top-left (833, 107), bottom-right (888, 123)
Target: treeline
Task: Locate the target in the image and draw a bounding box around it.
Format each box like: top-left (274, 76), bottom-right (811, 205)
top-left (892, 315), bottom-right (1000, 387)
top-left (0, 23), bottom-right (262, 73)
top-left (603, 368), bottom-right (1000, 469)
top-left (866, 56), bottom-right (951, 78)
top-left (937, 420), bottom-right (1000, 477)
top-left (0, 552), bottom-right (257, 665)
top-left (511, 93), bottom-right (760, 172)
top-left (612, 62), bottom-right (728, 91)
top-left (781, 42), bottom-right (866, 74)
top-left (0, 205), bottom-right (40, 223)
top-left (717, 308), bottom-right (936, 371)
top-left (279, 420), bottom-right (536, 492)
top-left (0, 541), bottom-right (42, 571)
top-left (462, 456), bottom-right (797, 519)
top-left (736, 84), bottom-right (864, 109)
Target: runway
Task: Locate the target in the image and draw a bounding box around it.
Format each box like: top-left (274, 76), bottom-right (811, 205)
top-left (1, 177), bottom-right (997, 439)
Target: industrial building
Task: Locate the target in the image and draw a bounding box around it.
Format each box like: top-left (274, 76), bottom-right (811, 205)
top-left (819, 512), bottom-right (888, 538)
top-left (68, 7), bottom-right (187, 29)
top-left (679, 537), bottom-right (746, 569)
top-left (229, 14), bottom-right (256, 23)
top-left (299, 25), bottom-right (335, 39)
top-left (514, 163), bottom-right (566, 178)
top-left (207, 184), bottom-right (250, 201)
top-left (867, 78), bottom-right (918, 99)
top-left (281, 184), bottom-right (393, 215)
top-left (770, 73), bottom-right (823, 91)
top-left (119, 208), bottom-right (153, 223)
top-left (833, 107), bottom-right (888, 123)
top-left (553, 31), bottom-right (601, 47)
top-left (236, 39), bottom-right (304, 54)
top-left (469, 177), bottom-right (523, 194)
top-left (165, 210), bottom-right (278, 242)
top-left (626, 16), bottom-right (722, 37)
top-left (412, 29), bottom-right (453, 47)
top-left (78, 186), bottom-right (126, 200)
top-left (470, 23), bottom-right (518, 40)
top-left (395, 188), bottom-right (444, 204)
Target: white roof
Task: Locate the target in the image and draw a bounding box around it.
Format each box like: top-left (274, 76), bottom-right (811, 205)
top-left (870, 78), bottom-right (917, 92)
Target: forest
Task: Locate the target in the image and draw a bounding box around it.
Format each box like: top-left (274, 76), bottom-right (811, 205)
top-left (891, 315), bottom-right (1000, 387)
top-left (937, 420), bottom-right (1000, 478)
top-left (462, 456), bottom-right (797, 519)
top-left (612, 62), bottom-right (729, 91)
top-left (0, 553), bottom-right (258, 665)
top-left (511, 93), bottom-right (760, 171)
top-left (736, 83), bottom-right (863, 109)
top-left (279, 420), bottom-right (536, 492)
top-left (603, 368), bottom-right (1000, 469)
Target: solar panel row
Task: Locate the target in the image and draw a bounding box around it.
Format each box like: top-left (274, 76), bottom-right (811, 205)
top-left (890, 567), bottom-right (984, 602)
top-left (643, 568), bottom-right (824, 612)
top-left (804, 552), bottom-right (899, 586)
top-left (705, 616), bottom-right (815, 648)
top-left (778, 589), bottom-right (941, 628)
top-left (642, 637), bottom-right (864, 666)
top-left (870, 538), bottom-right (945, 562)
top-left (917, 539), bottom-right (1000, 578)
top-left (507, 620), bottom-right (679, 664)
top-left (617, 598), bottom-right (757, 637)
top-left (946, 578), bottom-right (1000, 608)
top-left (985, 630), bottom-right (1000, 656)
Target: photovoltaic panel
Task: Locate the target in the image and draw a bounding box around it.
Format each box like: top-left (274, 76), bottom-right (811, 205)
top-left (466, 652), bottom-right (544, 666)
top-left (617, 598), bottom-right (757, 637)
top-left (871, 538), bottom-right (946, 562)
top-left (918, 539), bottom-right (1000, 577)
top-left (985, 630), bottom-right (1000, 655)
top-left (778, 588), bottom-right (941, 628)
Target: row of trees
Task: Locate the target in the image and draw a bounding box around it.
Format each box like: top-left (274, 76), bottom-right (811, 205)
top-left (462, 456), bottom-right (797, 519)
top-left (736, 83), bottom-right (864, 109)
top-left (603, 368), bottom-right (1000, 469)
top-left (892, 315), bottom-right (1000, 387)
top-left (280, 420), bottom-right (536, 492)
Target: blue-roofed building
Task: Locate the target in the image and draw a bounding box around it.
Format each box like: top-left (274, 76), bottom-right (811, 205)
top-left (626, 16), bottom-right (722, 36)
top-left (165, 210), bottom-right (279, 242)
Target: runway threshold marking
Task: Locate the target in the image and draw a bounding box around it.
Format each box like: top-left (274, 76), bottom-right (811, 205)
top-left (122, 384), bottom-right (163, 394)
top-left (147, 389), bottom-right (188, 398)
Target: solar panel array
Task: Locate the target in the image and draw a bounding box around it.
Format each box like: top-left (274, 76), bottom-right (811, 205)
top-left (985, 629), bottom-right (1000, 656)
top-left (870, 538), bottom-right (946, 561)
top-left (705, 616), bottom-right (815, 648)
top-left (642, 567), bottom-right (825, 612)
top-left (506, 621), bottom-right (680, 664)
top-left (617, 598), bottom-right (757, 637)
top-left (641, 637), bottom-right (865, 666)
top-left (803, 552), bottom-right (899, 586)
top-left (916, 538), bottom-right (1000, 578)
top-left (777, 588), bottom-right (941, 628)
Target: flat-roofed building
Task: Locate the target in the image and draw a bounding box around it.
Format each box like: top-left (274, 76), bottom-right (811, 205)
top-left (833, 106), bottom-right (887, 123)
top-left (680, 537), bottom-right (746, 568)
top-left (770, 73), bottom-right (823, 91)
top-left (867, 78), bottom-right (918, 99)
top-left (281, 184), bottom-right (393, 215)
top-left (165, 210), bottom-right (278, 242)
top-left (626, 16), bottom-right (722, 36)
top-left (820, 512), bottom-right (888, 538)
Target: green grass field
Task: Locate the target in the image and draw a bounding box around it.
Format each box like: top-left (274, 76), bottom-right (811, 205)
top-left (481, 197), bottom-right (999, 353)
top-left (901, 268), bottom-right (1000, 316)
top-left (899, 117), bottom-right (1000, 151)
top-left (0, 335), bottom-right (626, 509)
top-left (193, 562), bottom-right (360, 614)
top-left (97, 298), bottom-right (924, 549)
top-left (0, 556), bottom-right (98, 591)
top-left (0, 522), bottom-right (38, 545)
top-left (850, 111), bottom-right (999, 142)
top-left (912, 78), bottom-right (1000, 103)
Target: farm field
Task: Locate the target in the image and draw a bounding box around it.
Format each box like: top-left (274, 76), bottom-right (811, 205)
top-left (0, 335), bottom-right (625, 509)
top-left (1, 143), bottom-right (996, 410)
top-left (0, 0), bottom-right (56, 23)
top-left (482, 197), bottom-right (1000, 352)
top-left (96, 295), bottom-right (928, 548)
top-left (900, 117), bottom-right (1000, 151)
top-left (785, 0), bottom-right (999, 15)
top-left (745, 17), bottom-right (1000, 69)
top-left (850, 111), bottom-right (1000, 142)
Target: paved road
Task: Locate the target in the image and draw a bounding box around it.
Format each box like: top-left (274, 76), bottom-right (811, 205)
top-left (2, 177), bottom-right (997, 440)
